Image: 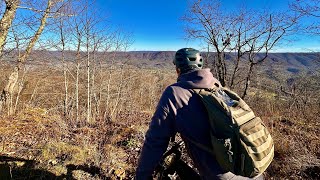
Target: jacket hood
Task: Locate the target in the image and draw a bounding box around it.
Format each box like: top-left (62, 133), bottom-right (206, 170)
top-left (175, 68), bottom-right (221, 89)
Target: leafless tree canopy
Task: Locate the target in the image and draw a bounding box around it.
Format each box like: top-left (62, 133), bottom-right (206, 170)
top-left (290, 0), bottom-right (320, 35)
top-left (0, 0), bottom-right (133, 118)
top-left (183, 0), bottom-right (297, 98)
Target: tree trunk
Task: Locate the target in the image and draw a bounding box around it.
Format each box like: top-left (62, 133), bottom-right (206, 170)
top-left (242, 63), bottom-right (255, 99)
top-left (19, 0), bottom-right (53, 63)
top-left (75, 63), bottom-right (79, 123)
top-left (60, 20), bottom-right (68, 118)
top-left (0, 0), bottom-right (20, 57)
top-left (0, 67), bottom-right (18, 113)
top-left (0, 0), bottom-right (53, 114)
top-left (0, 0), bottom-right (20, 113)
top-left (215, 52), bottom-right (226, 87)
top-left (86, 43), bottom-right (91, 123)
top-left (75, 34), bottom-right (81, 123)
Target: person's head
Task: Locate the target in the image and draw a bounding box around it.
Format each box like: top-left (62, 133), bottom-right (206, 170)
top-left (173, 48), bottom-right (203, 75)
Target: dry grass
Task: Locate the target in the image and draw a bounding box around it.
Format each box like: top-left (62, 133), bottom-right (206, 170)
top-left (249, 92), bottom-right (320, 179)
top-left (0, 106), bottom-right (152, 179)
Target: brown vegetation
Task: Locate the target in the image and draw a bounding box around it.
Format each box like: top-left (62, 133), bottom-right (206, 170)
top-left (0, 60), bottom-right (176, 179)
top-left (0, 56), bottom-right (319, 179)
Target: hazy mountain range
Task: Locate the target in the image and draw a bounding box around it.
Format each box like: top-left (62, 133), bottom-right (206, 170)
top-left (3, 51), bottom-right (319, 74)
top-left (125, 51), bottom-right (320, 73)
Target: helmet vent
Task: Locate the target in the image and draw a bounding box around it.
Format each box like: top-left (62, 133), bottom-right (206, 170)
top-left (189, 57), bottom-right (196, 61)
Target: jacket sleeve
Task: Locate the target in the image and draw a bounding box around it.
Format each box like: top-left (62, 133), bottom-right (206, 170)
top-left (135, 87), bottom-right (177, 180)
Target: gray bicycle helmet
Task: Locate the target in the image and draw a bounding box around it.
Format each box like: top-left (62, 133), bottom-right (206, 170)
top-left (173, 48), bottom-right (203, 73)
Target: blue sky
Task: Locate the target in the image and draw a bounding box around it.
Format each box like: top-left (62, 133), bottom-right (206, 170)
top-left (97, 0), bottom-right (189, 51)
top-left (97, 0), bottom-right (319, 52)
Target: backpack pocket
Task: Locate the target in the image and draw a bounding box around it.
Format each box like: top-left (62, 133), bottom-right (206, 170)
top-left (238, 117), bottom-right (274, 177)
top-left (211, 135), bottom-right (235, 172)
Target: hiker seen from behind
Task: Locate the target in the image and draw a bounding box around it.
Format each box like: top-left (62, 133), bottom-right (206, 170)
top-left (136, 48), bottom-right (274, 180)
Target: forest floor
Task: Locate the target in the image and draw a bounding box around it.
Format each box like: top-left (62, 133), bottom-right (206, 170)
top-left (0, 103), bottom-right (319, 179)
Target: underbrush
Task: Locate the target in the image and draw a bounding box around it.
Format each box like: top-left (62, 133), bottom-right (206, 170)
top-left (249, 94), bottom-right (320, 179)
top-left (0, 107), bottom-right (151, 179)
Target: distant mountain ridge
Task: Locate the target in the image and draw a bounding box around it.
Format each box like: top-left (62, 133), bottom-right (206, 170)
top-left (125, 51), bottom-right (319, 70)
top-left (4, 50), bottom-right (319, 72)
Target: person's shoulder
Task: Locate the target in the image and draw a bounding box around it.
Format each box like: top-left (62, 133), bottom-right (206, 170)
top-left (162, 84), bottom-right (175, 95)
top-left (161, 83), bottom-right (185, 98)
top-left (165, 82), bottom-right (186, 92)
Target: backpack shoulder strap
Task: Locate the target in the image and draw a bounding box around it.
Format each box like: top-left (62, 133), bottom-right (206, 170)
top-left (192, 82), bottom-right (221, 93)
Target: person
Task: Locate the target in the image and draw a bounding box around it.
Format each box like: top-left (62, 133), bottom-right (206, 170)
top-left (135, 48), bottom-right (264, 180)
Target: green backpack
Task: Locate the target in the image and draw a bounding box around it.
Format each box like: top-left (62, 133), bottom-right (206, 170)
top-left (191, 86), bottom-right (274, 178)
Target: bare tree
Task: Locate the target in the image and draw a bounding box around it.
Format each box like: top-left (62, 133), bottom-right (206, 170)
top-left (0, 0), bottom-right (74, 114)
top-left (183, 0), bottom-right (234, 87)
top-left (290, 0), bottom-right (320, 35)
top-left (51, 2), bottom-right (75, 118)
top-left (0, 0), bottom-right (20, 57)
top-left (1, 0), bottom-right (134, 121)
top-left (18, 0), bottom-right (53, 64)
top-left (66, 1), bottom-right (102, 124)
top-left (183, 0), bottom-right (297, 98)
top-left (237, 12), bottom-right (296, 98)
top-left (0, 0), bottom-right (52, 114)
top-left (73, 18), bottom-right (83, 123)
